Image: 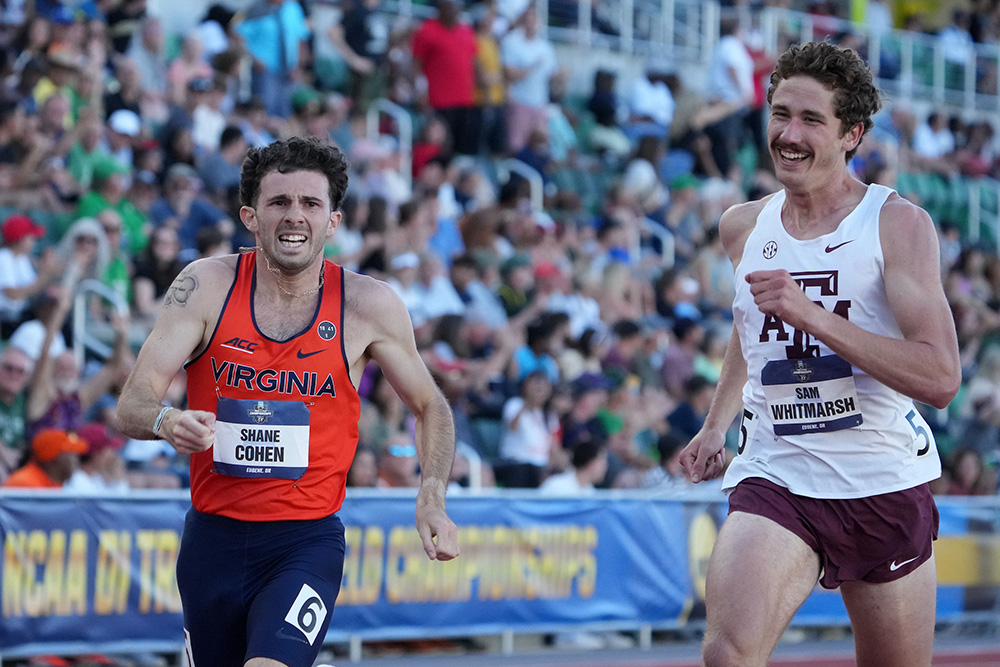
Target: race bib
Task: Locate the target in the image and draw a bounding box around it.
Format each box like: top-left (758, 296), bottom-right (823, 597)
top-left (213, 397), bottom-right (310, 479)
top-left (761, 355), bottom-right (863, 435)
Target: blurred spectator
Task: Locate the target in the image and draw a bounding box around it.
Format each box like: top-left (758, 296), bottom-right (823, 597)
top-left (938, 10), bottom-right (975, 69)
top-left (508, 311), bottom-right (567, 384)
top-left (501, 7), bottom-right (559, 155)
top-left (377, 429), bottom-right (421, 487)
top-left (448, 253), bottom-right (507, 328)
top-left (412, 0), bottom-right (479, 155)
top-left (56, 216), bottom-right (110, 289)
top-left (0, 214), bottom-right (60, 336)
top-left (559, 327), bottom-right (608, 381)
top-left (660, 317), bottom-right (705, 402)
top-left (0, 345), bottom-right (34, 480)
top-left (167, 35), bottom-right (213, 107)
top-left (958, 345), bottom-right (1000, 457)
top-left (601, 319), bottom-right (644, 378)
top-left (703, 16), bottom-right (754, 180)
top-left (97, 209), bottom-right (132, 305)
top-left (641, 431), bottom-right (697, 494)
top-left (187, 75), bottom-right (226, 154)
top-left (106, 109), bottom-right (141, 169)
top-left (25, 285), bottom-right (132, 439)
top-left (64, 421), bottom-right (129, 493)
top-left (626, 61), bottom-right (675, 143)
top-left (666, 373), bottom-right (715, 441)
top-left (126, 17), bottom-right (168, 98)
top-left (197, 4), bottom-right (236, 60)
top-left (560, 371), bottom-right (612, 453)
top-left (912, 111), bottom-right (957, 176)
top-left (149, 162), bottom-right (233, 259)
top-left (330, 0), bottom-right (388, 108)
top-left (691, 224), bottom-right (734, 315)
top-left (347, 445), bottom-right (379, 487)
top-left (539, 438), bottom-right (607, 494)
top-left (131, 225), bottom-right (183, 331)
top-left (197, 124), bottom-right (247, 200)
top-left (496, 369), bottom-right (558, 487)
top-left (234, 0), bottom-right (312, 118)
top-left (473, 3), bottom-right (507, 157)
top-left (3, 427), bottom-right (85, 488)
top-left (587, 69), bottom-right (631, 159)
top-left (622, 135), bottom-right (669, 225)
top-left (76, 158), bottom-right (148, 255)
top-left (497, 252), bottom-right (537, 318)
top-left (944, 446), bottom-right (996, 496)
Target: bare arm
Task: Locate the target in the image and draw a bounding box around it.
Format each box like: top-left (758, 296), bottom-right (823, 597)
top-left (361, 279), bottom-right (459, 561)
top-left (679, 199), bottom-right (759, 482)
top-left (115, 260), bottom-right (229, 454)
top-left (745, 197), bottom-right (961, 408)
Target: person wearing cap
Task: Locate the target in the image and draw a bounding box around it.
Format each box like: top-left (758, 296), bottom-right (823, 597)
top-left (0, 213), bottom-right (60, 337)
top-left (107, 108), bottom-right (142, 167)
top-left (64, 422), bottom-right (130, 493)
top-left (149, 162), bottom-right (234, 261)
top-left (76, 156), bottom-right (150, 255)
top-left (4, 427), bottom-right (86, 488)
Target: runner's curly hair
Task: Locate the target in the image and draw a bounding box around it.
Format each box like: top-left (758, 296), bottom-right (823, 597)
top-left (240, 136), bottom-right (350, 210)
top-left (766, 41), bottom-right (882, 161)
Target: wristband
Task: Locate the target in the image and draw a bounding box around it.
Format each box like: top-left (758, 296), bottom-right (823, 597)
top-left (153, 406), bottom-right (175, 437)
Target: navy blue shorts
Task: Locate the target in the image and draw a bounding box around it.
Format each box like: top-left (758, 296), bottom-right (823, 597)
top-left (728, 478), bottom-right (938, 589)
top-left (176, 509), bottom-right (346, 667)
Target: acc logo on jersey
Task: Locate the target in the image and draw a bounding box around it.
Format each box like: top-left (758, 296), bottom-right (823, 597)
top-left (763, 240), bottom-right (778, 259)
top-left (317, 320), bottom-right (337, 341)
top-left (247, 401), bottom-right (273, 424)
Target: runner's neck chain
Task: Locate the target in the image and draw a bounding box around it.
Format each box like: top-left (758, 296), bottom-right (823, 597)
top-left (240, 245), bottom-right (324, 298)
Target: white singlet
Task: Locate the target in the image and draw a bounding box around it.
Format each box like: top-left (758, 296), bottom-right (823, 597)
top-left (723, 183), bottom-right (941, 499)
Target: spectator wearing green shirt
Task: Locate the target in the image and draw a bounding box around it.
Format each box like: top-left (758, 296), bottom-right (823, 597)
top-left (76, 157), bottom-right (148, 254)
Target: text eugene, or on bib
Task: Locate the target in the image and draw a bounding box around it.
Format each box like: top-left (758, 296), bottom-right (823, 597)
top-left (761, 354), bottom-right (863, 435)
top-left (213, 397), bottom-right (310, 478)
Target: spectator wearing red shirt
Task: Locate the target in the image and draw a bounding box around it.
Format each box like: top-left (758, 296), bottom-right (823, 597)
top-left (4, 428), bottom-right (86, 488)
top-left (412, 0), bottom-right (479, 155)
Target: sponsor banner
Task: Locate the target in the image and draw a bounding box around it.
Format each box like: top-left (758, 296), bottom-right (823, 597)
top-left (0, 491), bottom-right (997, 653)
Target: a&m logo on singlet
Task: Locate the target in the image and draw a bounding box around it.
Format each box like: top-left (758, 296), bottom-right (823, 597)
top-left (756, 269), bottom-right (863, 435)
top-left (758, 270), bottom-right (851, 359)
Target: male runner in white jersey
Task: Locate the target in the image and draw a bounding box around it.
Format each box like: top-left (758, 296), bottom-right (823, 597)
top-left (680, 41), bottom-right (961, 667)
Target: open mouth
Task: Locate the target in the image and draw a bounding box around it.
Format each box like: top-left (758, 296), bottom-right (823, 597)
top-left (278, 233), bottom-right (307, 247)
top-left (777, 148), bottom-right (809, 163)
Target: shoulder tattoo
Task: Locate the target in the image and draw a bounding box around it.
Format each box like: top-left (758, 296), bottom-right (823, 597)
top-left (164, 270), bottom-right (198, 307)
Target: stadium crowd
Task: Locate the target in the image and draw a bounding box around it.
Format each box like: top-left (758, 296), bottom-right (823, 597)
top-left (0, 0), bottom-right (999, 508)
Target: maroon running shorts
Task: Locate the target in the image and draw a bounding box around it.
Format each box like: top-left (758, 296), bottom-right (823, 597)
top-left (728, 477), bottom-right (939, 589)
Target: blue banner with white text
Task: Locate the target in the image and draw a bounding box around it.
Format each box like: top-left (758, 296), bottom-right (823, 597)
top-left (0, 491), bottom-right (996, 655)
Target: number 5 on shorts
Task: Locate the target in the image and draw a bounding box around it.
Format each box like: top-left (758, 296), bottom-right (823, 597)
top-left (284, 583), bottom-right (328, 645)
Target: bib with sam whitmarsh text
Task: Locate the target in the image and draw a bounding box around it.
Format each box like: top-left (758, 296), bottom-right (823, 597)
top-left (761, 354), bottom-right (863, 435)
top-left (213, 397), bottom-right (310, 478)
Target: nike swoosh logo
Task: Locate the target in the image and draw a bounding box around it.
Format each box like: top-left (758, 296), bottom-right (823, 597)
top-left (296, 349), bottom-right (324, 359)
top-left (825, 240), bottom-right (854, 253)
top-left (889, 556), bottom-right (919, 571)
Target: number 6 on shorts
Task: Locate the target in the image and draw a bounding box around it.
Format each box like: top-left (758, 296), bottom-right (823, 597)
top-left (284, 582), bottom-right (328, 645)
